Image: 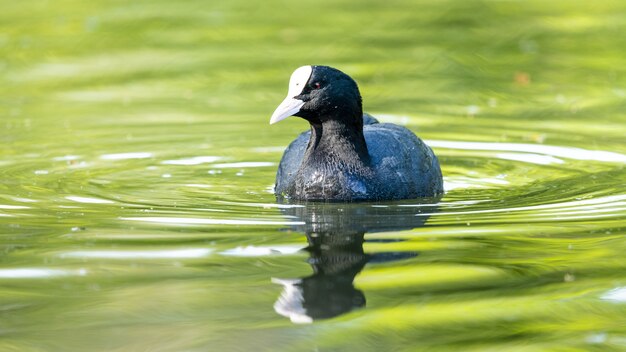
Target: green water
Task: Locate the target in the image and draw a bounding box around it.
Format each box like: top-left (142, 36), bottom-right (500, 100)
top-left (2, 0), bottom-right (626, 350)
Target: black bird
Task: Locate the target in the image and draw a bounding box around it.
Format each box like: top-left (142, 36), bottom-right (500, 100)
top-left (270, 65), bottom-right (443, 201)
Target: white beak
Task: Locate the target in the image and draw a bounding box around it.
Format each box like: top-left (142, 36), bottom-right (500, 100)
top-left (269, 65), bottom-right (313, 125)
top-left (270, 96), bottom-right (305, 124)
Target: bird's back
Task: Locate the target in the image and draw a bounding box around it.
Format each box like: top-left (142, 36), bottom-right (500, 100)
top-left (364, 123), bottom-right (443, 199)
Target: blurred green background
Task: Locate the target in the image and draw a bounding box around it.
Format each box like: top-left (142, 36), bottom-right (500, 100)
top-left (1, 0), bottom-right (626, 351)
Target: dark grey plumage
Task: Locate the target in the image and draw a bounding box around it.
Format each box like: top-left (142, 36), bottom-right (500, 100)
top-left (271, 66), bottom-right (443, 202)
top-left (276, 113), bottom-right (443, 201)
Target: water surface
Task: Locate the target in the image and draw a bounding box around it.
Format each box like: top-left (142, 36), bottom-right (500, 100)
top-left (1, 0), bottom-right (626, 350)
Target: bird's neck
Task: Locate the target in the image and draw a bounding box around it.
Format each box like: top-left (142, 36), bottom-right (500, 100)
top-left (304, 119), bottom-right (370, 169)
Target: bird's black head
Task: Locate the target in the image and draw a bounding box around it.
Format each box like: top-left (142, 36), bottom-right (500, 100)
top-left (270, 66), bottom-right (363, 127)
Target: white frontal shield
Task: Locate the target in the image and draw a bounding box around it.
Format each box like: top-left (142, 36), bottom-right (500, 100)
top-left (270, 66), bottom-right (313, 124)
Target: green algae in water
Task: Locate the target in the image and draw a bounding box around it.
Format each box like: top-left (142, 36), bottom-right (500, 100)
top-left (1, 0), bottom-right (626, 351)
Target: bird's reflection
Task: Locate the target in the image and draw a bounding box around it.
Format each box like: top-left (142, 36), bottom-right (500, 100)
top-left (273, 200), bottom-right (438, 323)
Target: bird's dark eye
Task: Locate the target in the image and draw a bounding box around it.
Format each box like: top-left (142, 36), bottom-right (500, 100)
top-left (312, 82), bottom-right (321, 89)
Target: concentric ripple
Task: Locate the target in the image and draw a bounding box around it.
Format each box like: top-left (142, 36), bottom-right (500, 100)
top-left (2, 0), bottom-right (626, 349)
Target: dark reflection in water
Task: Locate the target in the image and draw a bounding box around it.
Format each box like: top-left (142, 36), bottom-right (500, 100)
top-left (273, 200), bottom-right (438, 323)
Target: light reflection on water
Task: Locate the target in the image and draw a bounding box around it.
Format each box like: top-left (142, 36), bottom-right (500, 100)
top-left (0, 268), bottom-right (88, 279)
top-left (59, 248), bottom-right (214, 259)
top-left (427, 140), bottom-right (626, 163)
top-left (1, 0), bottom-right (626, 350)
top-left (121, 217), bottom-right (306, 226)
top-left (602, 287), bottom-right (626, 302)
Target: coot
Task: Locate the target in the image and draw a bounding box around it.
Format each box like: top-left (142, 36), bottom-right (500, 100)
top-left (270, 65), bottom-right (443, 201)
